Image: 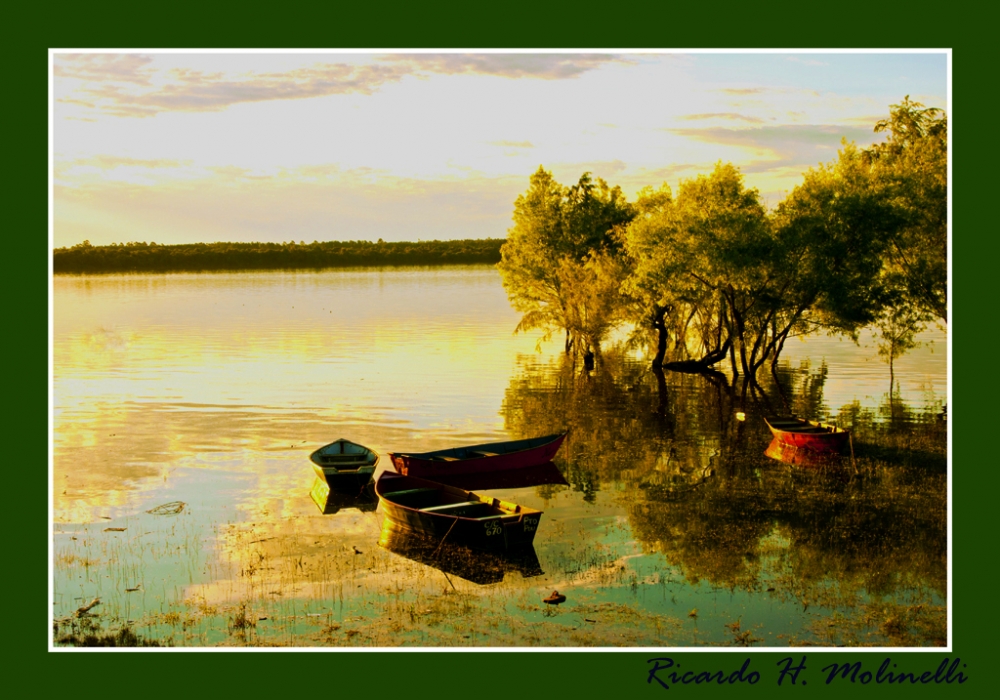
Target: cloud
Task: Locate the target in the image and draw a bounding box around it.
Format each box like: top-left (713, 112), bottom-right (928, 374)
top-left (715, 86), bottom-right (821, 100)
top-left (839, 114), bottom-right (886, 127)
top-left (679, 112), bottom-right (765, 124)
top-left (55, 59), bottom-right (411, 118)
top-left (54, 53), bottom-right (628, 118)
top-left (54, 54), bottom-right (156, 84)
top-left (667, 124), bottom-right (884, 163)
top-left (490, 140), bottom-right (534, 148)
top-left (718, 87), bottom-right (767, 95)
top-left (386, 53), bottom-right (630, 80)
top-left (63, 155), bottom-right (189, 169)
top-left (54, 155), bottom-right (193, 182)
top-left (549, 160), bottom-right (629, 183)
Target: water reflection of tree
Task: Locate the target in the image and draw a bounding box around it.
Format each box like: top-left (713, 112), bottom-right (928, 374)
top-left (502, 351), bottom-right (946, 606)
top-left (626, 465), bottom-right (945, 602)
top-left (837, 396), bottom-right (947, 472)
top-left (499, 351), bottom-right (826, 499)
top-left (750, 358), bottom-right (831, 421)
top-left (500, 350), bottom-right (678, 502)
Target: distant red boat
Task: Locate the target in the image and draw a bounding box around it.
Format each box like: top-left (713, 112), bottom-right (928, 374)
top-left (764, 416), bottom-right (850, 454)
top-left (387, 432), bottom-right (567, 478)
top-left (765, 439), bottom-right (843, 469)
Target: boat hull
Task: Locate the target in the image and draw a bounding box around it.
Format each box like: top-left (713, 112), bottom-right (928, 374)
top-left (310, 463), bottom-right (377, 488)
top-left (309, 439), bottom-right (379, 488)
top-left (765, 439), bottom-right (844, 469)
top-left (764, 417), bottom-right (849, 454)
top-left (309, 478), bottom-right (378, 514)
top-left (429, 460), bottom-right (567, 492)
top-left (375, 472), bottom-right (542, 552)
top-left (378, 521), bottom-right (542, 584)
top-left (387, 432), bottom-right (566, 478)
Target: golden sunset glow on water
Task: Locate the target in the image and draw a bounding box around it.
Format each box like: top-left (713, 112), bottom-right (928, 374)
top-left (52, 267), bottom-right (947, 647)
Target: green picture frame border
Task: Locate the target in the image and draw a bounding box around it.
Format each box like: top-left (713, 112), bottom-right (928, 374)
top-left (17, 3), bottom-right (982, 696)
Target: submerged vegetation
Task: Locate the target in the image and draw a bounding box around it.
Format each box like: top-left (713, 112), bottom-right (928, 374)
top-left (499, 98), bottom-right (947, 379)
top-left (54, 615), bottom-right (167, 647)
top-left (53, 237), bottom-right (504, 273)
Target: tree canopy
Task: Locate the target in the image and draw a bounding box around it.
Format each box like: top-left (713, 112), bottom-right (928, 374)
top-left (498, 167), bottom-right (634, 363)
top-left (500, 99), bottom-right (947, 379)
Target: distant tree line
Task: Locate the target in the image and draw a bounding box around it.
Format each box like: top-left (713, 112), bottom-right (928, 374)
top-left (499, 98), bottom-right (947, 380)
top-left (53, 238), bottom-right (505, 273)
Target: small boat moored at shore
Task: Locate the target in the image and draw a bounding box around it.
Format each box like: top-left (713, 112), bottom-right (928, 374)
top-left (309, 438), bottom-right (379, 488)
top-left (764, 416), bottom-right (850, 454)
top-left (387, 432), bottom-right (567, 478)
top-left (375, 471), bottom-right (542, 551)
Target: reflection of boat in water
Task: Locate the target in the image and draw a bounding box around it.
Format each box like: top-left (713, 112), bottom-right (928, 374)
top-left (375, 471), bottom-right (542, 551)
top-left (387, 432), bottom-right (566, 478)
top-left (309, 478), bottom-right (378, 515)
top-left (764, 416), bottom-right (849, 454)
top-left (428, 460), bottom-right (567, 491)
top-left (765, 438), bottom-right (845, 469)
top-left (379, 520), bottom-right (543, 584)
top-left (309, 438), bottom-right (379, 487)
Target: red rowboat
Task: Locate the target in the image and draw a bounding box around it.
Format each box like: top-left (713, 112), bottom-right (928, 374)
top-left (428, 460), bottom-right (567, 492)
top-left (387, 432), bottom-right (567, 478)
top-left (765, 438), bottom-right (843, 468)
top-left (764, 416), bottom-right (849, 454)
top-left (375, 471), bottom-right (542, 551)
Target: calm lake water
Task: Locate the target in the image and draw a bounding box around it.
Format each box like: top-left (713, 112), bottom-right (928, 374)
top-left (52, 266), bottom-right (948, 647)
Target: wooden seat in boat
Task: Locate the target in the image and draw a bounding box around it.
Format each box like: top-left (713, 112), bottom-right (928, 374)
top-left (421, 501), bottom-right (481, 512)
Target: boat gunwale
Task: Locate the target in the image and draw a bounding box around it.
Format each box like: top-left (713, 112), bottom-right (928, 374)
top-left (386, 432), bottom-right (566, 462)
top-left (375, 473), bottom-right (542, 524)
top-left (764, 416), bottom-right (848, 435)
top-left (309, 438), bottom-right (380, 470)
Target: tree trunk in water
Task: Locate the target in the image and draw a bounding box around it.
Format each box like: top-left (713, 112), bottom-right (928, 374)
top-left (662, 337), bottom-right (731, 371)
top-left (771, 330), bottom-right (788, 373)
top-left (889, 354), bottom-right (895, 399)
top-left (652, 305), bottom-right (669, 368)
top-left (652, 364), bottom-right (669, 416)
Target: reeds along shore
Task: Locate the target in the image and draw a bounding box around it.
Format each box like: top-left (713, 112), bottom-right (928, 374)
top-left (53, 238), bottom-right (505, 274)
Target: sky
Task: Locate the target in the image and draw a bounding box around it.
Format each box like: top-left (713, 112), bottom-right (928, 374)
top-left (52, 51), bottom-right (948, 248)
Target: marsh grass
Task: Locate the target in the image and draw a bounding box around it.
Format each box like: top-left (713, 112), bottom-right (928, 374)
top-left (54, 614), bottom-right (168, 647)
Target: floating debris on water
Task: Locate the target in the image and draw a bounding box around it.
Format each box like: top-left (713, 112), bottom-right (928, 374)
top-left (146, 501), bottom-right (186, 515)
top-left (75, 597), bottom-right (100, 616)
top-left (543, 590), bottom-right (566, 605)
